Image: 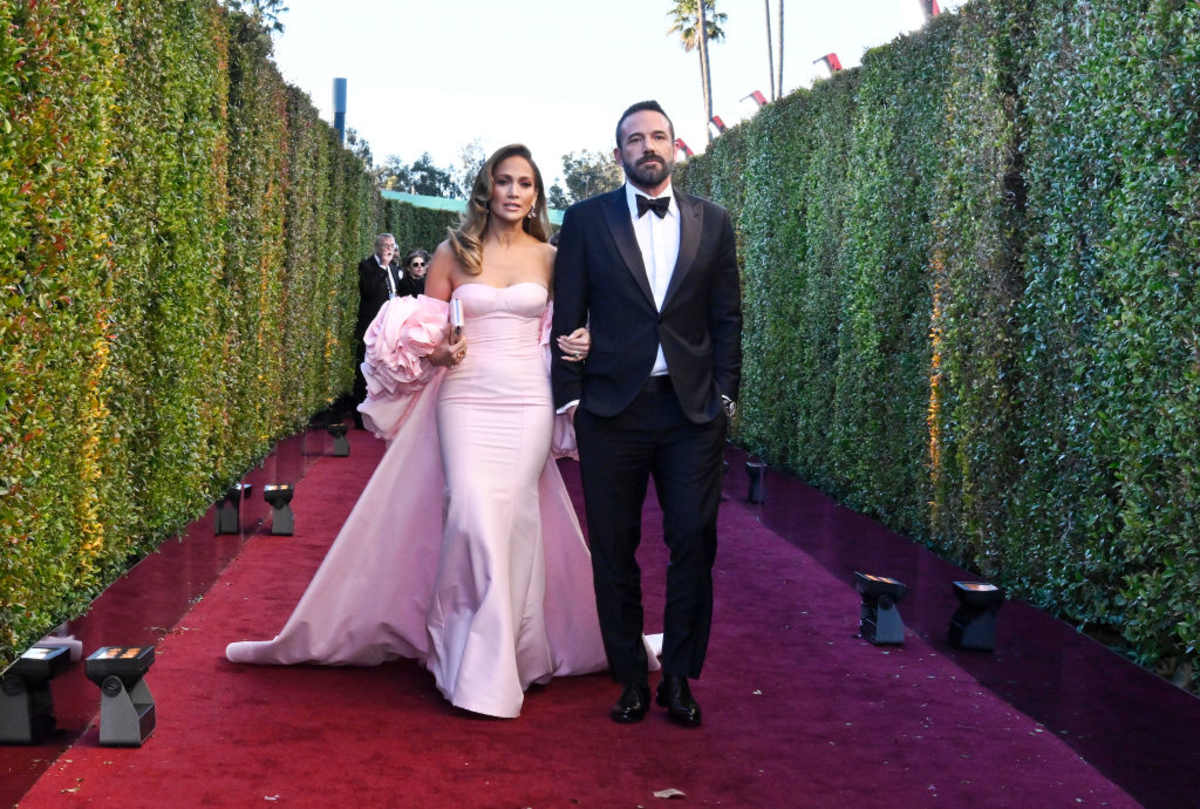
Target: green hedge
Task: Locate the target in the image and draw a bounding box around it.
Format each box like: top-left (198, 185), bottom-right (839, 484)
top-left (383, 201), bottom-right (460, 257)
top-left (1, 1), bottom-right (121, 657)
top-left (679, 0), bottom-right (1199, 685)
top-left (0, 1), bottom-right (413, 668)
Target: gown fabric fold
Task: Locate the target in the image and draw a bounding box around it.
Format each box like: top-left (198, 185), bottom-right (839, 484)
top-left (225, 285), bottom-right (641, 718)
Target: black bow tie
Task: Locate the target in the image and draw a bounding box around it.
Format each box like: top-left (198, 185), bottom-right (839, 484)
top-left (636, 195), bottom-right (670, 219)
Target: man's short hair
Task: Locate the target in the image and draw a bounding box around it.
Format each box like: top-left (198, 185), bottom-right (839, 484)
top-left (615, 100), bottom-right (674, 148)
top-left (374, 232), bottom-right (395, 252)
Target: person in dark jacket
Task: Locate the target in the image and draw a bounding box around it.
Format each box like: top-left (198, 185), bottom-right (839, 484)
top-left (353, 233), bottom-right (402, 428)
top-left (397, 248), bottom-right (430, 297)
top-left (551, 101), bottom-right (742, 727)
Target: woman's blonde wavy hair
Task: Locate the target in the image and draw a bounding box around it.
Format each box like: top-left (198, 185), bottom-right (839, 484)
top-left (448, 144), bottom-right (551, 275)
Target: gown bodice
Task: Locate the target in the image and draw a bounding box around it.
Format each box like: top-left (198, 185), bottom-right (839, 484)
top-left (450, 282), bottom-right (548, 359)
top-left (451, 281), bottom-right (548, 320)
top-left (443, 282), bottom-right (550, 406)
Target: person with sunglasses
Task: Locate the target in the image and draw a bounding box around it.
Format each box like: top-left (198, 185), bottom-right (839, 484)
top-left (397, 248), bottom-right (430, 297)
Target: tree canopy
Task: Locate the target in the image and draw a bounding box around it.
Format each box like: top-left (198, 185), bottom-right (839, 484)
top-left (375, 152), bottom-right (462, 198)
top-left (548, 150), bottom-right (624, 208)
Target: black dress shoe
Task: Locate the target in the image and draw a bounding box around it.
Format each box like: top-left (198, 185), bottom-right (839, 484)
top-left (610, 683), bottom-right (651, 723)
top-left (656, 675), bottom-right (702, 727)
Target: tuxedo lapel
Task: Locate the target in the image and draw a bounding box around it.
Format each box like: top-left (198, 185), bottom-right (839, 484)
top-left (600, 190), bottom-right (655, 307)
top-left (663, 191), bottom-right (703, 307)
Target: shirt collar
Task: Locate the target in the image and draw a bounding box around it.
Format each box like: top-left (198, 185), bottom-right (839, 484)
top-left (625, 181), bottom-right (677, 220)
top-left (374, 254), bottom-right (391, 270)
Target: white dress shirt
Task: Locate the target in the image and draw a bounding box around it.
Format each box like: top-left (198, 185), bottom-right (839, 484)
top-left (624, 181), bottom-right (680, 376)
top-left (374, 254), bottom-right (397, 299)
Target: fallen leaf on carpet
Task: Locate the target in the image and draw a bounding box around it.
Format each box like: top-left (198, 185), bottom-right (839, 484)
top-left (653, 788), bottom-right (686, 799)
top-left (264, 795), bottom-right (280, 801)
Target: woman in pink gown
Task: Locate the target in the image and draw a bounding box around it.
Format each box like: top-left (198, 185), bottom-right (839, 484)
top-left (226, 145), bottom-right (653, 718)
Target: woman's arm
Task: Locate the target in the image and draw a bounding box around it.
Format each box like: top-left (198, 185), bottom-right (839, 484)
top-left (423, 241), bottom-right (456, 302)
top-left (423, 241), bottom-right (466, 366)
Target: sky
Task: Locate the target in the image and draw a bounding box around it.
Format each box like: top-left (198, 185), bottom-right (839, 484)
top-left (269, 0), bottom-right (970, 187)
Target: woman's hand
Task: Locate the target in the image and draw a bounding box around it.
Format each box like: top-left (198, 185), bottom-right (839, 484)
top-left (557, 327), bottom-right (590, 363)
top-left (430, 329), bottom-right (468, 367)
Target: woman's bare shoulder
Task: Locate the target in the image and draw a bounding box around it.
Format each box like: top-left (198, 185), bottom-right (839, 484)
top-left (426, 240), bottom-right (464, 300)
top-left (538, 241), bottom-right (556, 280)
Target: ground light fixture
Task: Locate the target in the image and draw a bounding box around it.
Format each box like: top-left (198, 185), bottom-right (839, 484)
top-left (948, 581), bottom-right (1005, 651)
top-left (326, 422), bottom-right (350, 456)
top-left (85, 646), bottom-right (156, 747)
top-left (215, 482), bottom-right (252, 535)
top-left (0, 645), bottom-right (71, 743)
top-left (745, 460), bottom-right (767, 504)
top-left (263, 484), bottom-right (295, 535)
top-left (854, 572), bottom-right (909, 645)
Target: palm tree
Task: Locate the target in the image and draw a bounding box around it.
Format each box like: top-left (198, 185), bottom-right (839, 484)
top-left (667, 0), bottom-right (727, 142)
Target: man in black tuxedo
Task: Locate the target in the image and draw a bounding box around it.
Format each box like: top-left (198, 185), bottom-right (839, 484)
top-left (353, 233), bottom-right (402, 428)
top-left (551, 101), bottom-right (742, 726)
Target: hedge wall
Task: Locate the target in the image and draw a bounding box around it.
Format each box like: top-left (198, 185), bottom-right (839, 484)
top-left (0, 1), bottom-right (390, 668)
top-left (382, 200), bottom-right (461, 257)
top-left (678, 0), bottom-right (1199, 684)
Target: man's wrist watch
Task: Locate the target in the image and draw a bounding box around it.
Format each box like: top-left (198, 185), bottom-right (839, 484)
top-left (721, 395), bottom-right (736, 419)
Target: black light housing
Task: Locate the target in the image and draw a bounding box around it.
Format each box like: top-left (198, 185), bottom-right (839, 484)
top-left (263, 484), bottom-right (295, 535)
top-left (948, 581), bottom-right (1005, 651)
top-left (326, 423), bottom-right (350, 456)
top-left (215, 482), bottom-right (252, 535)
top-left (745, 460), bottom-right (767, 504)
top-left (85, 646), bottom-right (156, 747)
top-left (0, 645), bottom-right (71, 743)
top-left (854, 572), bottom-right (909, 645)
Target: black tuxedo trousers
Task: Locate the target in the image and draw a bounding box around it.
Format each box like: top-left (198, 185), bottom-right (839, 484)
top-left (575, 385), bottom-right (726, 684)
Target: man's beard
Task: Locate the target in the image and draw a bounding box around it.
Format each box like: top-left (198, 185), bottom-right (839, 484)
top-left (623, 154), bottom-right (672, 189)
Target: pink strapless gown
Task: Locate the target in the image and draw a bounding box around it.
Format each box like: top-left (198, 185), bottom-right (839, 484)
top-left (226, 283), bottom-right (626, 718)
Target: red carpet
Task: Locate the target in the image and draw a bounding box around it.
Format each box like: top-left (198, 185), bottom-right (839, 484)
top-left (17, 430), bottom-right (1138, 808)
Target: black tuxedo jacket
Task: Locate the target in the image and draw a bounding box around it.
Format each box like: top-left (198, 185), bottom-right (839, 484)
top-left (355, 255), bottom-right (405, 344)
top-left (551, 187), bottom-right (741, 424)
